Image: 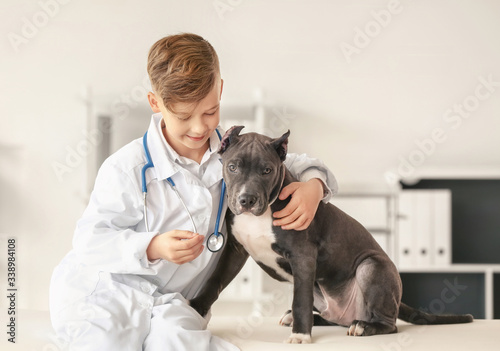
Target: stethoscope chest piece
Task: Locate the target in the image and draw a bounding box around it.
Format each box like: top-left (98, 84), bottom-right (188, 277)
top-left (207, 232), bottom-right (225, 252)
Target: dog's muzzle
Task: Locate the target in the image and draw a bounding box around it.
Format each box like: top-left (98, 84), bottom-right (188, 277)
top-left (229, 188), bottom-right (268, 216)
top-left (238, 193), bottom-right (258, 211)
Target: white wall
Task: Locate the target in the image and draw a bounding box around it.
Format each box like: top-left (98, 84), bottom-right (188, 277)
top-left (1, 0), bottom-right (499, 310)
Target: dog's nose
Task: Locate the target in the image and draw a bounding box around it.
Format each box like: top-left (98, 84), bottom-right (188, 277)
top-left (238, 194), bottom-right (257, 210)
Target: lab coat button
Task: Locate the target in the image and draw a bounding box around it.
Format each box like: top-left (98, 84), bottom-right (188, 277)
top-left (140, 282), bottom-right (151, 293)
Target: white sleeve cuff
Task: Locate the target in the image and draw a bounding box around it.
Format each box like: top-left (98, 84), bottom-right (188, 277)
top-left (299, 168), bottom-right (336, 202)
top-left (124, 230), bottom-right (162, 274)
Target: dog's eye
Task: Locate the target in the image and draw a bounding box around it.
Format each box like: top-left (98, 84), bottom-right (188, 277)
top-left (263, 167), bottom-right (272, 175)
top-left (228, 164), bottom-right (237, 173)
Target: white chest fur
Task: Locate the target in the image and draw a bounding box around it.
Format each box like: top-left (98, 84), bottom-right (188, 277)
top-left (231, 208), bottom-right (293, 282)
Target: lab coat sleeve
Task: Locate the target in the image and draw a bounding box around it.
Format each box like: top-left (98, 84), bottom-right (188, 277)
top-left (72, 161), bottom-right (159, 275)
top-left (284, 153), bottom-right (339, 202)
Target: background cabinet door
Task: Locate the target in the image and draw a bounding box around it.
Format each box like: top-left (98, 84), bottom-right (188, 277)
top-left (333, 196), bottom-right (392, 256)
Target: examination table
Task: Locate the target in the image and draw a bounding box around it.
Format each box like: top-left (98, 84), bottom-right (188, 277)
top-left (6, 309), bottom-right (499, 350)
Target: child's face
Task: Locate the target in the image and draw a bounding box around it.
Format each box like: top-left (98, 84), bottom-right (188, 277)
top-left (148, 78), bottom-right (223, 162)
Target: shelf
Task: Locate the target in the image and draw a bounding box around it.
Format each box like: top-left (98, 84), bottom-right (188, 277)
top-left (399, 265), bottom-right (500, 273)
top-left (366, 227), bottom-right (391, 234)
top-left (335, 192), bottom-right (395, 198)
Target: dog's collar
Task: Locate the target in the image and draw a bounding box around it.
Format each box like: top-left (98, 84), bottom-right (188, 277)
top-left (268, 163), bottom-right (286, 206)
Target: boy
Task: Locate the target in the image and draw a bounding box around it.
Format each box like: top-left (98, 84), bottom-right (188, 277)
top-left (50, 33), bottom-right (338, 350)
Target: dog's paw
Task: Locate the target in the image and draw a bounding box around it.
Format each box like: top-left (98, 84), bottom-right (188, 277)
top-left (188, 298), bottom-right (209, 318)
top-left (279, 310), bottom-right (293, 327)
top-left (347, 320), bottom-right (366, 336)
top-left (347, 320), bottom-right (397, 336)
top-left (284, 333), bottom-right (312, 344)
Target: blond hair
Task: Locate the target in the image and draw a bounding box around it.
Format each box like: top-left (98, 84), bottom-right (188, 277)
top-left (147, 33), bottom-right (220, 113)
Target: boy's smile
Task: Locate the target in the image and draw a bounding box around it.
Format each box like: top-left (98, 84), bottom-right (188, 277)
top-left (148, 78), bottom-right (224, 163)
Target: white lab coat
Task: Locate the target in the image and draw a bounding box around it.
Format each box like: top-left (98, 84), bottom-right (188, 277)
top-left (49, 113), bottom-right (338, 351)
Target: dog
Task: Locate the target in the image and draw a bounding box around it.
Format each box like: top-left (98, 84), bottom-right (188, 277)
top-left (190, 126), bottom-right (473, 344)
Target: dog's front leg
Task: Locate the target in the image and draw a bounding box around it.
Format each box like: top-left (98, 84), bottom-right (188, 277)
top-left (285, 248), bottom-right (317, 344)
top-left (190, 228), bottom-right (249, 317)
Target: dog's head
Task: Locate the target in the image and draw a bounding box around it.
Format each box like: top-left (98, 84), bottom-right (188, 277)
top-left (219, 126), bottom-right (290, 216)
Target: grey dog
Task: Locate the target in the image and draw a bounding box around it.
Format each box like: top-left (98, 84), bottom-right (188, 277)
top-left (190, 126), bottom-right (473, 344)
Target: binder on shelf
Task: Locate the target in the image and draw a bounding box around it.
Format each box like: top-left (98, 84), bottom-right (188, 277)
top-left (415, 191), bottom-right (433, 268)
top-left (397, 192), bottom-right (417, 268)
top-left (432, 190), bottom-right (452, 267)
top-left (397, 189), bottom-right (452, 269)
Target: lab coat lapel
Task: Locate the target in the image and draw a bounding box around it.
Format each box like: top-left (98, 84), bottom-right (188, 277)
top-left (201, 155), bottom-right (223, 189)
top-left (146, 113), bottom-right (181, 181)
top-left (201, 127), bottom-right (224, 189)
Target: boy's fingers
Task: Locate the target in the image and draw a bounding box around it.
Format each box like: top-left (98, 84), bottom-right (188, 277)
top-left (273, 208), bottom-right (288, 219)
top-left (282, 215), bottom-right (309, 231)
top-left (273, 208), bottom-right (300, 226)
top-left (273, 198), bottom-right (298, 219)
top-left (176, 244), bottom-right (205, 264)
top-left (173, 230), bottom-right (199, 239)
top-left (279, 182), bottom-right (300, 200)
top-left (174, 233), bottom-right (204, 250)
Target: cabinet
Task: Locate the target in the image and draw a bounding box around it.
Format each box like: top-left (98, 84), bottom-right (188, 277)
top-left (399, 266), bottom-right (500, 319)
top-left (399, 179), bottom-right (500, 319)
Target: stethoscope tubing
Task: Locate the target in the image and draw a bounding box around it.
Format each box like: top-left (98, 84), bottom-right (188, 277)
top-left (141, 130), bottom-right (225, 251)
top-left (214, 180), bottom-right (226, 234)
top-left (142, 132), bottom-right (154, 232)
top-left (166, 177), bottom-right (198, 234)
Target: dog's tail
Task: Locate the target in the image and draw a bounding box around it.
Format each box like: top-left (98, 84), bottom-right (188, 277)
top-left (398, 302), bottom-right (474, 325)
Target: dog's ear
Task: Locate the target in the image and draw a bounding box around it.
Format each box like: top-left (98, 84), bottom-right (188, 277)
top-left (219, 125), bottom-right (245, 154)
top-left (271, 130), bottom-right (290, 162)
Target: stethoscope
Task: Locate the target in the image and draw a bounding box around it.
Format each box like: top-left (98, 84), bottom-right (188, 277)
top-left (141, 130), bottom-right (226, 252)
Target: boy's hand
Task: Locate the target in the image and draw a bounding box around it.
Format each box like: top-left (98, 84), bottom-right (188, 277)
top-left (146, 230), bottom-right (204, 264)
top-left (272, 178), bottom-right (324, 231)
